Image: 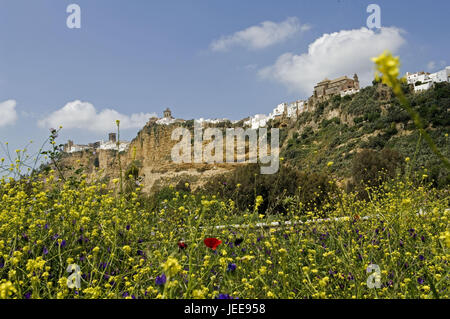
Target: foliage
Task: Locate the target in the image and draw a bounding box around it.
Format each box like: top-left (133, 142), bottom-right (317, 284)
top-left (0, 164), bottom-right (448, 299)
top-left (200, 163), bottom-right (339, 216)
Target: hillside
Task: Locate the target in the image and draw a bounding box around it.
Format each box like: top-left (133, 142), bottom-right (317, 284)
top-left (277, 81), bottom-right (450, 187)
top-left (58, 82), bottom-right (450, 193)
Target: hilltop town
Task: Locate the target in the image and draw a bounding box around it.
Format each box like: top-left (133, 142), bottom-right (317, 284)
top-left (64, 65), bottom-right (450, 154)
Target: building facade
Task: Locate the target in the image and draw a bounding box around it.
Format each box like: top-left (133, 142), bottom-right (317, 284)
top-left (313, 74), bottom-right (360, 101)
top-left (406, 67), bottom-right (450, 92)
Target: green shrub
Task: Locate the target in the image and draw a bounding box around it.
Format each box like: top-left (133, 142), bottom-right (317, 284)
top-left (199, 164), bottom-right (337, 216)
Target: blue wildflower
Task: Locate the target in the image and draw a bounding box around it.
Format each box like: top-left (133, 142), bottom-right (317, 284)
top-left (155, 274), bottom-right (167, 285)
top-left (227, 263), bottom-right (237, 272)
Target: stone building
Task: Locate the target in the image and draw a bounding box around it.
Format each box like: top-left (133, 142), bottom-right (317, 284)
top-left (313, 74), bottom-right (360, 101)
top-left (306, 74), bottom-right (360, 110)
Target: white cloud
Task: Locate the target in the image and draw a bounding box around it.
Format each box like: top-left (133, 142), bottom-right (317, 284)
top-left (259, 27), bottom-right (406, 95)
top-left (428, 60), bottom-right (447, 71)
top-left (210, 17), bottom-right (310, 51)
top-left (0, 100), bottom-right (18, 127)
top-left (427, 61), bottom-right (436, 71)
top-left (38, 100), bottom-right (157, 132)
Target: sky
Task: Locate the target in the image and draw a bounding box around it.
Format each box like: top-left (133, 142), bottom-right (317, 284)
top-left (0, 0), bottom-right (449, 156)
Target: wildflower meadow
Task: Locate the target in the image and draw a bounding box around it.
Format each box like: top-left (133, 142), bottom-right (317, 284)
top-left (0, 52), bottom-right (448, 300)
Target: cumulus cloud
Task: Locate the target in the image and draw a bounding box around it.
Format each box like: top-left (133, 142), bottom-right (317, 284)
top-left (259, 27), bottom-right (406, 95)
top-left (38, 100), bottom-right (157, 132)
top-left (210, 17), bottom-right (310, 51)
top-left (427, 60), bottom-right (447, 71)
top-left (0, 100), bottom-right (18, 127)
top-left (427, 61), bottom-right (436, 71)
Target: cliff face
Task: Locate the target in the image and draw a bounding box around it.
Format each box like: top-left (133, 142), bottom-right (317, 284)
top-left (59, 82), bottom-right (450, 192)
top-left (60, 122), bottom-right (237, 193)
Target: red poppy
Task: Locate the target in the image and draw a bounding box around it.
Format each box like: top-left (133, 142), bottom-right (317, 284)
top-left (178, 241), bottom-right (187, 250)
top-left (204, 238), bottom-right (222, 250)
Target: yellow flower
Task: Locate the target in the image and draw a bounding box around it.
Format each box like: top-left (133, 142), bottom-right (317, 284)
top-left (0, 281), bottom-right (17, 299)
top-left (440, 231), bottom-right (450, 248)
top-left (327, 161), bottom-right (334, 167)
top-left (372, 50), bottom-right (402, 93)
top-left (192, 287), bottom-right (208, 299)
top-left (162, 256), bottom-right (182, 277)
top-left (122, 245), bottom-right (131, 254)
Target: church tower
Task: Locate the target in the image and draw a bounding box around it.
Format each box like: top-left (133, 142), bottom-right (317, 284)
top-left (163, 108), bottom-right (173, 119)
top-left (353, 74), bottom-right (360, 90)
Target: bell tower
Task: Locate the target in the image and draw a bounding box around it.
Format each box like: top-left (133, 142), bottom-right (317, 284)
top-left (353, 74), bottom-right (360, 89)
top-left (163, 108), bottom-right (173, 119)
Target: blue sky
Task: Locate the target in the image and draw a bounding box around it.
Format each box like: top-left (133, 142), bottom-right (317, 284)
top-left (0, 0), bottom-right (449, 154)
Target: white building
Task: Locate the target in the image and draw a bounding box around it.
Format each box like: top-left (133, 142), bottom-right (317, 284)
top-left (66, 145), bottom-right (91, 153)
top-left (340, 88), bottom-right (360, 97)
top-left (98, 140), bottom-right (130, 152)
top-left (406, 66), bottom-right (450, 92)
top-left (406, 71), bottom-right (430, 85)
top-left (269, 103), bottom-right (287, 119)
top-left (297, 100), bottom-right (306, 114)
top-left (196, 118), bottom-right (229, 124)
top-left (244, 99), bottom-right (307, 129)
top-left (429, 67), bottom-right (450, 83)
top-left (156, 117), bottom-right (176, 125)
top-left (244, 114), bottom-right (269, 129)
top-left (414, 82), bottom-right (434, 92)
top-left (287, 105), bottom-right (297, 118)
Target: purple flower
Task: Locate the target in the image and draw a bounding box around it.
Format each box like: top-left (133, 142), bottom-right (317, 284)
top-left (155, 274), bottom-right (166, 285)
top-left (59, 240), bottom-right (66, 248)
top-left (216, 294), bottom-right (232, 299)
top-left (417, 277), bottom-right (424, 285)
top-left (227, 263), bottom-right (237, 272)
top-left (126, 225), bottom-right (131, 231)
top-left (43, 247), bottom-right (49, 255)
top-left (24, 292), bottom-right (31, 299)
top-left (419, 255), bottom-right (425, 261)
